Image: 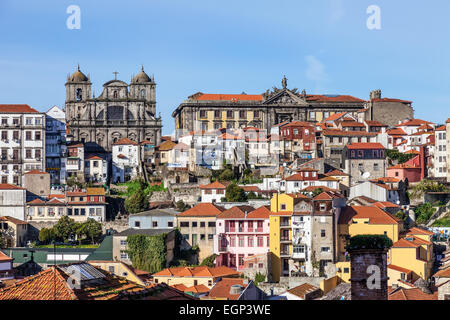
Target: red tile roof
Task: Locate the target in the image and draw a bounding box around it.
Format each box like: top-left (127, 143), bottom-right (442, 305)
top-left (388, 264), bottom-right (412, 274)
top-left (178, 203), bottom-right (225, 217)
top-left (0, 104), bottom-right (40, 113)
top-left (306, 95), bottom-right (365, 103)
top-left (406, 227), bottom-right (434, 236)
top-left (0, 251), bottom-right (13, 262)
top-left (322, 112), bottom-right (348, 122)
top-left (346, 142), bottom-right (385, 150)
top-left (396, 119), bottom-right (433, 127)
top-left (0, 216), bottom-right (27, 225)
top-left (388, 287), bottom-right (437, 300)
top-left (0, 184), bottom-right (25, 190)
top-left (387, 128), bottom-right (407, 136)
top-left (24, 169), bottom-right (49, 175)
top-left (193, 93), bottom-right (263, 102)
top-left (372, 201), bottom-right (400, 209)
top-left (338, 206), bottom-right (401, 225)
top-left (325, 169), bottom-right (349, 176)
top-left (365, 120), bottom-right (386, 127)
top-left (218, 205), bottom-right (256, 219)
top-left (392, 236), bottom-right (432, 248)
top-left (433, 267), bottom-right (450, 278)
top-left (153, 266), bottom-right (239, 278)
top-left (323, 129), bottom-right (377, 137)
top-left (200, 181), bottom-right (228, 190)
top-left (208, 278), bottom-right (248, 300)
top-left (113, 138), bottom-right (138, 145)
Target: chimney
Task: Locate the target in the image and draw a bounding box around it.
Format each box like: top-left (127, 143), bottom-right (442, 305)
top-left (347, 235), bottom-right (392, 301)
top-left (229, 284), bottom-right (244, 295)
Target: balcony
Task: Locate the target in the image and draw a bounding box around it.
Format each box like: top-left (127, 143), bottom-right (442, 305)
top-left (280, 236), bottom-right (291, 242)
top-left (218, 246), bottom-right (228, 253)
top-left (292, 252), bottom-right (306, 260)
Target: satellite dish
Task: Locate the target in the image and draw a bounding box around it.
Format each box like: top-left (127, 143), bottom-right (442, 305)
top-left (362, 172), bottom-right (371, 179)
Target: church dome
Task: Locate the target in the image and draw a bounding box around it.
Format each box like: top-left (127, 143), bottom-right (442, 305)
top-left (68, 65), bottom-right (89, 82)
top-left (132, 66), bottom-right (152, 83)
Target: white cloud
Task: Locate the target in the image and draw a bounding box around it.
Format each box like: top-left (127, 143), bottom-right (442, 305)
top-left (305, 55), bottom-right (329, 83)
top-left (329, 0), bottom-right (345, 23)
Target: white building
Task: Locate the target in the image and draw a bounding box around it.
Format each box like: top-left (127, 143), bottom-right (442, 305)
top-left (84, 154), bottom-right (108, 184)
top-left (0, 104), bottom-right (45, 186)
top-left (0, 184), bottom-right (26, 221)
top-left (112, 138), bottom-right (140, 183)
top-left (349, 181), bottom-right (399, 204)
top-left (45, 106), bottom-right (67, 185)
top-left (434, 125), bottom-right (447, 178)
top-left (200, 181), bottom-right (228, 203)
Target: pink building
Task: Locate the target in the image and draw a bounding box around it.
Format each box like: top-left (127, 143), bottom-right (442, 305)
top-left (214, 205), bottom-right (271, 271)
top-left (387, 155), bottom-right (422, 182)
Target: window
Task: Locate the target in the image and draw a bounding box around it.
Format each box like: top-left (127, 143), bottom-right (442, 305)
top-left (120, 251), bottom-right (128, 259)
top-left (199, 110), bottom-right (206, 118)
top-left (192, 221), bottom-right (197, 227)
top-left (321, 247), bottom-right (330, 252)
top-left (35, 131), bottom-right (41, 140)
top-left (257, 237), bottom-right (263, 247)
top-left (153, 221), bottom-right (158, 228)
top-left (309, 111), bottom-right (316, 120)
top-left (109, 266), bottom-right (115, 273)
top-left (26, 131), bottom-right (32, 140)
top-left (208, 222), bottom-right (215, 227)
top-left (253, 111), bottom-right (259, 118)
top-left (238, 237), bottom-right (245, 247)
top-left (230, 237), bottom-right (236, 247)
top-left (168, 221), bottom-right (173, 228)
top-left (134, 221), bottom-right (141, 228)
top-left (320, 203), bottom-right (326, 211)
top-left (344, 268), bottom-right (349, 273)
top-left (238, 254), bottom-right (245, 266)
top-left (200, 222), bottom-right (205, 227)
top-left (281, 204), bottom-right (286, 210)
top-left (120, 240), bottom-right (127, 246)
top-left (227, 110), bottom-right (233, 119)
top-left (321, 229), bottom-right (326, 237)
top-left (373, 163), bottom-right (379, 171)
top-left (208, 234), bottom-right (214, 240)
top-left (248, 237), bottom-right (254, 247)
top-left (200, 234), bottom-right (206, 240)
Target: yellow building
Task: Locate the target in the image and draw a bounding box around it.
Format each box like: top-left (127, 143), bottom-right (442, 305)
top-left (336, 205), bottom-right (402, 282)
top-left (269, 193), bottom-right (311, 282)
top-left (88, 260), bottom-right (150, 286)
top-left (389, 228), bottom-right (434, 282)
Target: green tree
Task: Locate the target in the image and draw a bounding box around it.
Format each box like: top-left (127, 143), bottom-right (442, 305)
top-left (312, 188), bottom-right (324, 197)
top-left (415, 203), bottom-right (436, 224)
top-left (176, 200), bottom-right (187, 212)
top-left (53, 216), bottom-right (76, 242)
top-left (200, 254), bottom-right (217, 267)
top-left (225, 183), bottom-right (247, 202)
top-left (410, 179), bottom-right (447, 199)
top-left (219, 169), bottom-right (235, 181)
top-left (254, 272), bottom-right (266, 286)
top-left (126, 233), bottom-right (167, 273)
top-left (66, 175), bottom-right (84, 189)
top-left (83, 219), bottom-right (103, 244)
top-left (38, 228), bottom-right (55, 244)
top-left (125, 187), bottom-right (149, 214)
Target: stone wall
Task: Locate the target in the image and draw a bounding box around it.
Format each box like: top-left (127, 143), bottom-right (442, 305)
top-left (371, 101), bottom-right (414, 127)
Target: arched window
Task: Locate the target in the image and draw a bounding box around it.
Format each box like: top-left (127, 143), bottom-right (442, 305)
top-left (141, 89), bottom-right (146, 98)
top-left (76, 88), bottom-right (83, 101)
top-left (113, 91), bottom-right (118, 99)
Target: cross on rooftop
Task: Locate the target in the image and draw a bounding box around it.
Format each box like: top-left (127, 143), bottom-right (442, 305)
top-left (113, 71), bottom-right (119, 80)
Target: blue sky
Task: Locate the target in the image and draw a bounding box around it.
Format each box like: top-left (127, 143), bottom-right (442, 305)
top-left (0, 0), bottom-right (449, 134)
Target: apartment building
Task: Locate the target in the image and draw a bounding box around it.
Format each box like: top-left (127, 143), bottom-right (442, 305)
top-left (112, 138), bottom-right (141, 183)
top-left (0, 105), bottom-right (45, 186)
top-left (45, 106), bottom-right (67, 185)
top-left (434, 125), bottom-right (447, 178)
top-left (214, 205), bottom-right (270, 271)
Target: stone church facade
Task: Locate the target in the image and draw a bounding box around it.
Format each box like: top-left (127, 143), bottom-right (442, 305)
top-left (65, 66), bottom-right (162, 152)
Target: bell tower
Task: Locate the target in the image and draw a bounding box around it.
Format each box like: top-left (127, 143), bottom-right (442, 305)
top-left (65, 65), bottom-right (92, 121)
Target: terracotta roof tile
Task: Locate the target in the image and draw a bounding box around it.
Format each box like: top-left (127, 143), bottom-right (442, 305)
top-left (193, 93), bottom-right (263, 102)
top-left (406, 227), bottom-right (434, 236)
top-left (388, 287), bottom-right (437, 300)
top-left (287, 283), bottom-right (320, 299)
top-left (338, 206), bottom-right (401, 225)
top-left (208, 278), bottom-right (248, 300)
top-left (0, 184), bottom-right (25, 190)
top-left (178, 203), bottom-right (225, 217)
top-left (388, 264), bottom-right (413, 274)
top-left (113, 138), bottom-right (138, 146)
top-left (0, 104), bottom-right (40, 113)
top-left (346, 142), bottom-right (385, 150)
top-left (200, 181), bottom-right (228, 189)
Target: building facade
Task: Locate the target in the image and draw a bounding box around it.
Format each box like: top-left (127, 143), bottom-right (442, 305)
top-left (0, 105), bottom-right (45, 186)
top-left (45, 106), bottom-right (67, 185)
top-left (172, 77), bottom-right (367, 138)
top-left (65, 65), bottom-right (162, 152)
